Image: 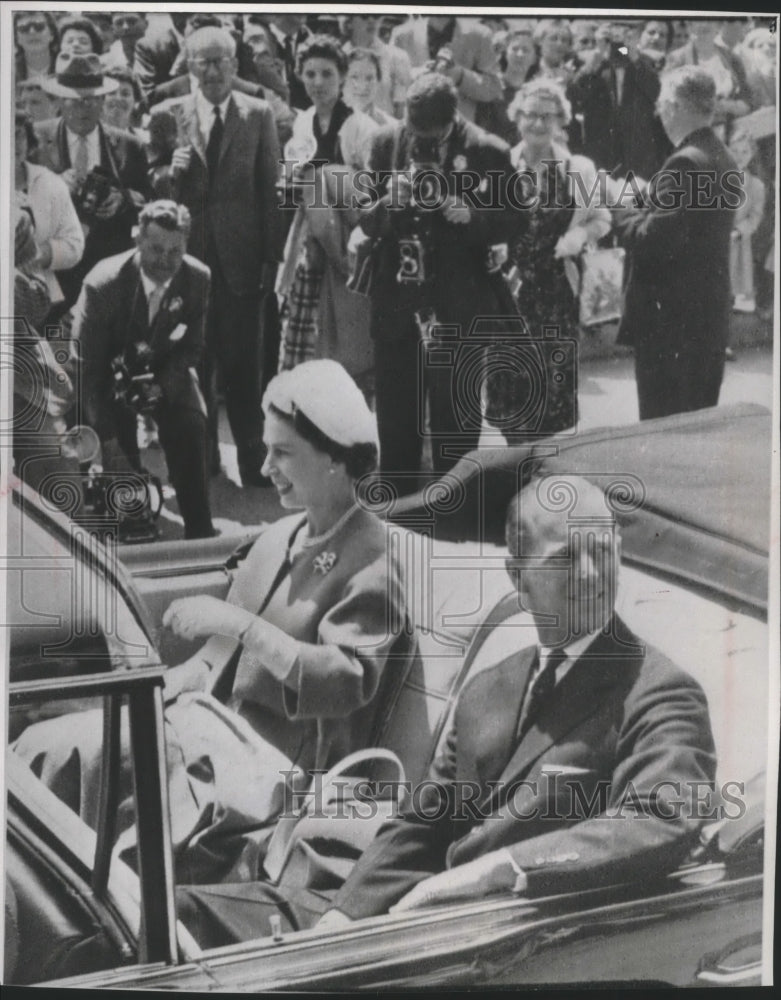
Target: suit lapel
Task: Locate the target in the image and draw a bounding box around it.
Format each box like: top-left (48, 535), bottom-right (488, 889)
top-left (98, 125), bottom-right (123, 183)
top-left (56, 119), bottom-right (70, 170)
top-left (218, 95), bottom-right (240, 165)
top-left (149, 266), bottom-right (187, 350)
top-left (182, 95), bottom-right (207, 166)
top-left (482, 623), bottom-right (641, 810)
top-left (471, 645), bottom-right (537, 785)
top-left (125, 256), bottom-right (151, 345)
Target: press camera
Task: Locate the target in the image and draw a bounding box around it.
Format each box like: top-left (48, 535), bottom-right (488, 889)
top-left (111, 341), bottom-right (163, 415)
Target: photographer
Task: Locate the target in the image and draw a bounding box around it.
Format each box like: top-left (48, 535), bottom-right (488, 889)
top-left (356, 72), bottom-right (516, 491)
top-left (390, 15), bottom-right (502, 123)
top-left (72, 200), bottom-right (214, 539)
top-left (568, 19), bottom-right (672, 182)
top-left (35, 52), bottom-right (151, 312)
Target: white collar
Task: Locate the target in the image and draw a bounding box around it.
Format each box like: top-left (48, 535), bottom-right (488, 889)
top-left (538, 629), bottom-right (602, 684)
top-left (65, 126), bottom-right (100, 148)
top-left (138, 265), bottom-right (174, 299)
top-left (269, 22), bottom-right (292, 47)
top-left (195, 88), bottom-right (232, 136)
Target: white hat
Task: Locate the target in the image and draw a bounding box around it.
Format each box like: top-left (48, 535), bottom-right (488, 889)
top-left (263, 360), bottom-right (378, 450)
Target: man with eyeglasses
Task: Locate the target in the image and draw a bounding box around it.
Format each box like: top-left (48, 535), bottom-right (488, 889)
top-left (35, 52), bottom-right (151, 312)
top-left (150, 27), bottom-right (283, 487)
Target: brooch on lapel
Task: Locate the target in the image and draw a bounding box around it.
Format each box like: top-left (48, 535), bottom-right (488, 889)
top-left (312, 551), bottom-right (337, 576)
top-left (167, 296), bottom-right (183, 317)
top-left (453, 155), bottom-right (468, 171)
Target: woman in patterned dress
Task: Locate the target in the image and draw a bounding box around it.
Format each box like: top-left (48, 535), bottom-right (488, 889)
top-left (485, 78), bottom-right (610, 441)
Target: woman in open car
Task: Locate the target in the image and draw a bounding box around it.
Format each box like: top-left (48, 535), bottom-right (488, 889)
top-left (15, 360), bottom-right (416, 884)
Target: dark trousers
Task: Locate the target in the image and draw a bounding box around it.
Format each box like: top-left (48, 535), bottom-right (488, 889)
top-left (115, 403), bottom-right (213, 539)
top-left (204, 256), bottom-right (265, 476)
top-left (634, 345), bottom-right (725, 421)
top-left (176, 881), bottom-right (332, 951)
top-left (374, 325), bottom-right (482, 496)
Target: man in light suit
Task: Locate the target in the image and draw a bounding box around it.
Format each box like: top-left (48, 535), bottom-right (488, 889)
top-left (174, 473), bottom-right (716, 945)
top-left (390, 15), bottom-right (502, 122)
top-left (73, 200), bottom-right (214, 539)
top-left (612, 66), bottom-right (739, 420)
top-left (36, 52), bottom-right (151, 311)
top-left (150, 27), bottom-right (283, 486)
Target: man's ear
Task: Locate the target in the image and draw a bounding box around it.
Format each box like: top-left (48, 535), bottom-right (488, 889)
top-left (132, 224), bottom-right (141, 246)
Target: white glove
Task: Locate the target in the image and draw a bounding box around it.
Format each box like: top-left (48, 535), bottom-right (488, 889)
top-left (554, 225), bottom-right (588, 259)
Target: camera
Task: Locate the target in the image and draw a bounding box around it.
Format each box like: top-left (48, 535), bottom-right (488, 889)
top-left (79, 466), bottom-right (163, 543)
top-left (76, 166), bottom-right (119, 220)
top-left (420, 315), bottom-right (578, 439)
top-left (111, 341), bottom-right (163, 415)
top-left (396, 161), bottom-right (438, 286)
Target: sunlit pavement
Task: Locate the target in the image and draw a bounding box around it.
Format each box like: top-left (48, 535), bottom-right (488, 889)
top-left (144, 337), bottom-right (775, 543)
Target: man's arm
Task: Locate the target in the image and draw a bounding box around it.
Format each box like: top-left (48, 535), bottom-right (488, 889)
top-left (253, 104), bottom-right (284, 269)
top-left (71, 279), bottom-right (121, 446)
top-left (611, 151), bottom-right (700, 268)
top-left (326, 721), bottom-right (460, 921)
top-left (450, 26), bottom-right (503, 105)
top-left (508, 668), bottom-right (717, 897)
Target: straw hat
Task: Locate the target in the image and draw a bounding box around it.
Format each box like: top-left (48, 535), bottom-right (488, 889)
top-left (42, 52), bottom-right (119, 99)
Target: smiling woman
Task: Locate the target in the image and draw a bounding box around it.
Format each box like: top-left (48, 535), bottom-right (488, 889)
top-left (14, 360), bottom-right (417, 885)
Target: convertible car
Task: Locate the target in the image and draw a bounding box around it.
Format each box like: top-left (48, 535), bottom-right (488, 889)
top-left (3, 402), bottom-right (774, 988)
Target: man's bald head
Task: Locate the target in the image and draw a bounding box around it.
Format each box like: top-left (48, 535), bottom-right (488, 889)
top-left (505, 475), bottom-right (621, 647)
top-left (506, 475), bottom-right (617, 557)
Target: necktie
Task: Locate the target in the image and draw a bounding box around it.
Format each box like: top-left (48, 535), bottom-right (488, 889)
top-left (283, 34), bottom-right (295, 80)
top-left (516, 647), bottom-right (567, 740)
top-left (147, 284), bottom-right (164, 325)
top-left (206, 106), bottom-right (223, 183)
top-left (73, 135), bottom-right (89, 183)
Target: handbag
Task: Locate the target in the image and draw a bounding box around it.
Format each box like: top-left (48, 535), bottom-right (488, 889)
top-left (577, 245), bottom-right (626, 327)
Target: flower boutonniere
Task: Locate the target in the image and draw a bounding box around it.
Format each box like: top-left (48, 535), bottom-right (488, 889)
top-left (313, 551), bottom-right (337, 576)
top-left (167, 296), bottom-right (183, 318)
top-left (453, 154), bottom-right (468, 172)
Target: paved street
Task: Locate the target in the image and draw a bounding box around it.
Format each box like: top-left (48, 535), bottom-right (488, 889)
top-left (145, 336), bottom-right (775, 542)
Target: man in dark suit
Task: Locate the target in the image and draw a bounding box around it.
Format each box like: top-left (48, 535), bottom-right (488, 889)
top-left (358, 72), bottom-right (515, 493)
top-left (260, 13), bottom-right (312, 111)
top-left (612, 66), bottom-right (740, 420)
top-left (150, 27), bottom-right (283, 486)
top-left (132, 13), bottom-right (188, 98)
top-left (568, 21), bottom-right (672, 180)
top-left (36, 52), bottom-right (151, 311)
top-left (319, 474), bottom-right (717, 921)
top-left (174, 473), bottom-right (716, 944)
top-left (73, 200), bottom-right (214, 539)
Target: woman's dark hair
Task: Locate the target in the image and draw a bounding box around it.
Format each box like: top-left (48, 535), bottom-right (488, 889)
top-left (347, 47), bottom-right (383, 81)
top-left (103, 66), bottom-right (144, 105)
top-left (643, 19), bottom-right (675, 51)
top-left (14, 109), bottom-right (39, 157)
top-left (267, 403), bottom-right (378, 479)
top-left (14, 11), bottom-right (58, 72)
top-left (56, 15), bottom-right (104, 55)
top-left (296, 33), bottom-right (348, 77)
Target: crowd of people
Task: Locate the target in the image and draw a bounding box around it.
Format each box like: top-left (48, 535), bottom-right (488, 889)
top-left (10, 11), bottom-right (777, 531)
